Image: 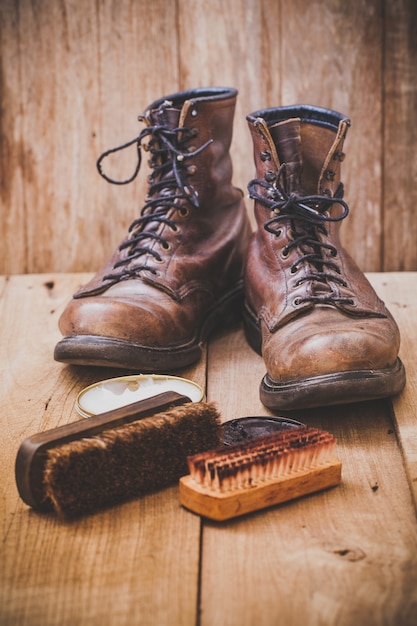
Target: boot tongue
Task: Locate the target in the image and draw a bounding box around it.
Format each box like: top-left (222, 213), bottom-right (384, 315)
top-left (145, 101), bottom-right (183, 193)
top-left (269, 118), bottom-right (335, 195)
top-left (269, 119), bottom-right (332, 298)
top-left (269, 120), bottom-right (303, 194)
top-left (149, 101), bottom-right (182, 128)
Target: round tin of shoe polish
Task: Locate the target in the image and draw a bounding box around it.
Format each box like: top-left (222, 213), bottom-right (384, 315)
top-left (75, 374), bottom-right (205, 418)
top-left (222, 416), bottom-right (305, 446)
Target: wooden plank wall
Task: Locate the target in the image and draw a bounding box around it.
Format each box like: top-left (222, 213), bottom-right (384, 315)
top-left (1, 0), bottom-right (416, 275)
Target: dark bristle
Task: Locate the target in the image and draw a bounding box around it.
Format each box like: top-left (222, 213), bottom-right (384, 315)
top-left (42, 402), bottom-right (222, 518)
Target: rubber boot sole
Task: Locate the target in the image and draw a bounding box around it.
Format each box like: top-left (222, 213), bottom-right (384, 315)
top-left (243, 302), bottom-right (406, 410)
top-left (54, 285), bottom-right (244, 371)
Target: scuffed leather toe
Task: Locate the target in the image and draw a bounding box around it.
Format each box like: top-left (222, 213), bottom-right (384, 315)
top-left (261, 308), bottom-right (400, 383)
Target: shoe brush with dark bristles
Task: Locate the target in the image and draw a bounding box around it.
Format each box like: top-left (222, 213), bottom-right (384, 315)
top-left (179, 425), bottom-right (342, 521)
top-left (16, 392), bottom-right (222, 518)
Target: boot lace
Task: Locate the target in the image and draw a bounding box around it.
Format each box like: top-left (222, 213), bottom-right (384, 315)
top-left (248, 164), bottom-right (354, 306)
top-left (96, 105), bottom-right (212, 284)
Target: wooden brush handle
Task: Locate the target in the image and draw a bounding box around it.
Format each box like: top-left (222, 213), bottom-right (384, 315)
top-left (179, 459), bottom-right (342, 521)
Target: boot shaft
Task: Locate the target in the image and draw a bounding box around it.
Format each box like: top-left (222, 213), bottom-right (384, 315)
top-left (244, 104), bottom-right (388, 323)
top-left (141, 87), bottom-right (241, 210)
top-left (74, 87), bottom-right (250, 298)
top-left (245, 105), bottom-right (353, 305)
top-left (247, 105), bottom-right (350, 202)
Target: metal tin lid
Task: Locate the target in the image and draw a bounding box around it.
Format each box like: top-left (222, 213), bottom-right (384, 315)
top-left (76, 374), bottom-right (204, 418)
top-left (222, 416), bottom-right (304, 446)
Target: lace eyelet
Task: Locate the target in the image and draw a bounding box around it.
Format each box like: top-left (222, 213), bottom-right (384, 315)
top-left (190, 128), bottom-right (199, 137)
top-left (178, 206), bottom-right (190, 218)
top-left (280, 247), bottom-right (290, 259)
top-left (293, 297), bottom-right (302, 307)
top-left (170, 223), bottom-right (179, 232)
top-left (161, 241), bottom-right (171, 251)
top-left (333, 150), bottom-right (345, 162)
top-left (187, 165), bottom-right (197, 175)
top-left (260, 150), bottom-right (271, 162)
top-left (290, 265), bottom-right (299, 275)
top-left (191, 108), bottom-right (198, 118)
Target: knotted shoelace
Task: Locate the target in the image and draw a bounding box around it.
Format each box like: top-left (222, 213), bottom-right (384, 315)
top-left (248, 164), bottom-right (354, 306)
top-left (96, 109), bottom-right (212, 283)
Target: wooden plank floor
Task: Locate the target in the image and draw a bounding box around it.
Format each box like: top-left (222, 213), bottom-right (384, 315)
top-left (1, 273), bottom-right (417, 626)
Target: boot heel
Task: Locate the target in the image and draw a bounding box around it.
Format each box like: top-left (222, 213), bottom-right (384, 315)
top-left (202, 284), bottom-right (244, 338)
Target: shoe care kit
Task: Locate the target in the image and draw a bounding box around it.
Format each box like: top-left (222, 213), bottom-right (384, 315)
top-left (16, 374), bottom-right (342, 520)
top-left (16, 87), bottom-right (405, 520)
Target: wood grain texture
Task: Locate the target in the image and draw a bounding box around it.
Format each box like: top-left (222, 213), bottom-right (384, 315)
top-left (382, 0), bottom-right (417, 270)
top-left (1, 0), bottom-right (416, 274)
top-left (0, 0), bottom-right (179, 274)
top-left (368, 272), bottom-right (417, 510)
top-left (203, 316), bottom-right (417, 626)
top-left (1, 273), bottom-right (417, 625)
top-left (0, 273), bottom-right (206, 626)
top-left (279, 0), bottom-right (384, 271)
top-left (177, 0), bottom-right (282, 228)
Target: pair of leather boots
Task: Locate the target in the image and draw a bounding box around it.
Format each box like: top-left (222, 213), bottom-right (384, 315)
top-left (55, 87), bottom-right (406, 410)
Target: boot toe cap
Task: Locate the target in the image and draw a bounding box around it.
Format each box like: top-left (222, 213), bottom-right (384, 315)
top-left (262, 310), bottom-right (401, 383)
top-left (58, 292), bottom-right (193, 347)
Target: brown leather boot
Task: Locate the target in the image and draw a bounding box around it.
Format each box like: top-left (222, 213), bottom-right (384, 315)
top-left (54, 87), bottom-right (251, 370)
top-left (244, 105), bottom-right (406, 410)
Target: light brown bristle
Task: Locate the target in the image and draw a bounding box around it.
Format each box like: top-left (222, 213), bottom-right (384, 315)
top-left (179, 426), bottom-right (342, 521)
top-left (187, 427), bottom-right (336, 493)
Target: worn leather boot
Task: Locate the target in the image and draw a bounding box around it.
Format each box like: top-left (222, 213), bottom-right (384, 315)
top-left (244, 105), bottom-right (406, 410)
top-left (55, 87), bottom-right (251, 370)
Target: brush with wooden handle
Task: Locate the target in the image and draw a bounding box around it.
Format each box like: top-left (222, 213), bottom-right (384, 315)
top-left (16, 391), bottom-right (222, 518)
top-left (179, 425), bottom-right (342, 521)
